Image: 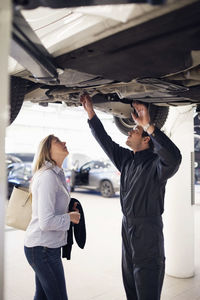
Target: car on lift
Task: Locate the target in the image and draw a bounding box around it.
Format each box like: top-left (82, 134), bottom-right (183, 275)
top-left (9, 0), bottom-right (200, 135)
top-left (66, 160), bottom-right (120, 197)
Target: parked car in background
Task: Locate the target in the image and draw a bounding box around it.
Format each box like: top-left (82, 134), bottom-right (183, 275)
top-left (6, 155), bottom-right (22, 178)
top-left (7, 153), bottom-right (34, 163)
top-left (6, 154), bottom-right (22, 167)
top-left (66, 160), bottom-right (120, 197)
top-left (7, 162), bottom-right (32, 198)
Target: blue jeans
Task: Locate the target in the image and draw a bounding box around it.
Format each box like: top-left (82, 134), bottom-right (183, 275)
top-left (24, 246), bottom-right (68, 300)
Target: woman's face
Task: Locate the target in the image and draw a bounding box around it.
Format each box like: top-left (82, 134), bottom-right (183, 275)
top-left (50, 136), bottom-right (69, 159)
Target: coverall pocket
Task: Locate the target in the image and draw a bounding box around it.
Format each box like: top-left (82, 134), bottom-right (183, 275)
top-left (131, 222), bottom-right (163, 261)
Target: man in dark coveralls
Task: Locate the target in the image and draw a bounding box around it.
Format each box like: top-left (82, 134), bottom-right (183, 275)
top-left (81, 94), bottom-right (182, 300)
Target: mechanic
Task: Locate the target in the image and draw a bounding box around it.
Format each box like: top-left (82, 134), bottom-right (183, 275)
top-left (80, 93), bottom-right (182, 300)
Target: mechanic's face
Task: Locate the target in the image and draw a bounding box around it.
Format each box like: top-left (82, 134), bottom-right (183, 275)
top-left (50, 136), bottom-right (69, 158)
top-left (126, 125), bottom-right (147, 152)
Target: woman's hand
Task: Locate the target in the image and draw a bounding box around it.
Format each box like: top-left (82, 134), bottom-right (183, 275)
top-left (69, 212), bottom-right (81, 224)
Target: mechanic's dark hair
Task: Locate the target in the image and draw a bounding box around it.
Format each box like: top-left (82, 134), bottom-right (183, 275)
top-left (142, 130), bottom-right (154, 151)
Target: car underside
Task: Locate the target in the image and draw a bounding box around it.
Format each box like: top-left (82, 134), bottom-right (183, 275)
top-left (9, 0), bottom-right (200, 134)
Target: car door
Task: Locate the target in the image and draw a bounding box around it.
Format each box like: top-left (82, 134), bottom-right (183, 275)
top-left (75, 161), bottom-right (94, 186)
top-left (88, 161), bottom-right (106, 188)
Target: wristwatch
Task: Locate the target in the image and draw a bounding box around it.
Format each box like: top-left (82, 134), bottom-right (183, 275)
top-left (143, 123), bottom-right (151, 132)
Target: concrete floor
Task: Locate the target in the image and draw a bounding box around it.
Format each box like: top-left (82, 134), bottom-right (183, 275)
top-left (4, 191), bottom-right (200, 300)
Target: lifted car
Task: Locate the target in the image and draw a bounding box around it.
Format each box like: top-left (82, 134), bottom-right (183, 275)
top-left (9, 0), bottom-right (200, 134)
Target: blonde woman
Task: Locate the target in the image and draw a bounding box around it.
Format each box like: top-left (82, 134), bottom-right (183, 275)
top-left (24, 135), bottom-right (80, 300)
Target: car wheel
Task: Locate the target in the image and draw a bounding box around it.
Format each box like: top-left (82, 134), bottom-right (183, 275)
top-left (114, 105), bottom-right (169, 136)
top-left (10, 76), bottom-right (28, 124)
top-left (100, 180), bottom-right (114, 198)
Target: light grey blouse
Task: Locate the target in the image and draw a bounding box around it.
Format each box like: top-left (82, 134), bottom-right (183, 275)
top-left (24, 162), bottom-right (70, 248)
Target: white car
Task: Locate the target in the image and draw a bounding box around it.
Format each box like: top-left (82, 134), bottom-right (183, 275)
top-left (9, 0), bottom-right (200, 134)
top-left (66, 160), bottom-right (120, 197)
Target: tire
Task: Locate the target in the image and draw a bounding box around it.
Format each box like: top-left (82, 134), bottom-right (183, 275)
top-left (100, 180), bottom-right (114, 197)
top-left (114, 105), bottom-right (169, 136)
top-left (9, 76), bottom-right (28, 124)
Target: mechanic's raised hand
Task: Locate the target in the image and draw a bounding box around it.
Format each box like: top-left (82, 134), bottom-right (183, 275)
top-left (131, 102), bottom-right (151, 127)
top-left (80, 93), bottom-right (95, 120)
top-left (69, 211), bottom-right (81, 224)
top-left (131, 101), bottom-right (155, 134)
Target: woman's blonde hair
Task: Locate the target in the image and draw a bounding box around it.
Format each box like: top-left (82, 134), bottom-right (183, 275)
top-left (33, 134), bottom-right (56, 173)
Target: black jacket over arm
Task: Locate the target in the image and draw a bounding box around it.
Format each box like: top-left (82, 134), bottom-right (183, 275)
top-left (62, 198), bottom-right (86, 260)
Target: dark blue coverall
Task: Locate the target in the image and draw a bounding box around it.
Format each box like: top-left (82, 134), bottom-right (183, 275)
top-left (88, 115), bottom-right (182, 300)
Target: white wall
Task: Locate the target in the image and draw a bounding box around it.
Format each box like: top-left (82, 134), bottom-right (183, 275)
top-left (6, 102), bottom-right (126, 160)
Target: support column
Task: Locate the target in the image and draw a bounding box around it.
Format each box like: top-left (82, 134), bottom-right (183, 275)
top-left (0, 1), bottom-right (12, 299)
top-left (164, 106), bottom-right (195, 278)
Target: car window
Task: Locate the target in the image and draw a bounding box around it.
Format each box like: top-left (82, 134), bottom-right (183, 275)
top-left (80, 161), bottom-right (113, 171)
top-left (81, 162), bottom-right (94, 171)
top-left (94, 162), bottom-right (104, 169)
top-left (93, 161), bottom-right (112, 169)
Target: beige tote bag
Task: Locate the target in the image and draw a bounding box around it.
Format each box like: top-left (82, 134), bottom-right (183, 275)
top-left (6, 186), bottom-right (32, 231)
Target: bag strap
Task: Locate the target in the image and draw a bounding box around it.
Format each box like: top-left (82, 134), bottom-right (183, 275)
top-left (22, 193), bottom-right (32, 207)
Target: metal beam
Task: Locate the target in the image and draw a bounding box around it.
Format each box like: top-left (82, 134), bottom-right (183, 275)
top-left (11, 9), bottom-right (60, 84)
top-left (13, 0), bottom-right (165, 10)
